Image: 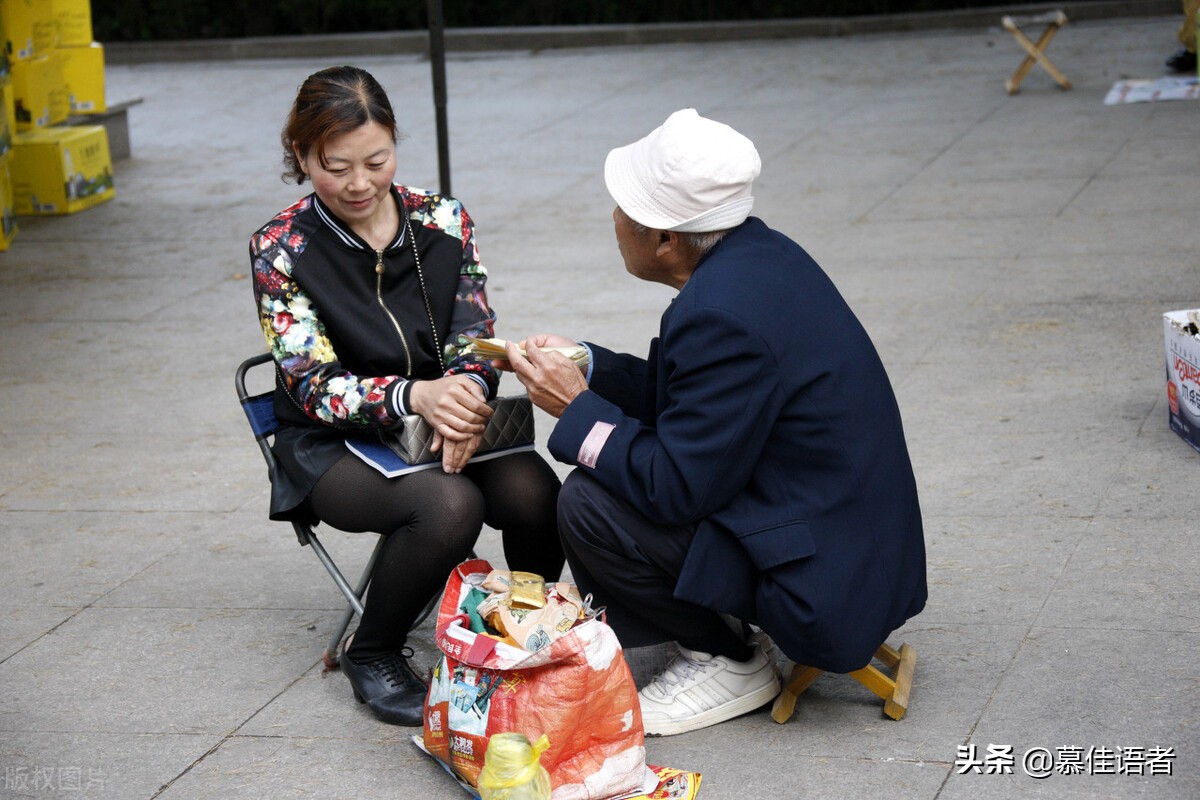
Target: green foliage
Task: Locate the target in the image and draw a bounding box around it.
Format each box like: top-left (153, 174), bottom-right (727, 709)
top-left (89, 1), bottom-right (1086, 41)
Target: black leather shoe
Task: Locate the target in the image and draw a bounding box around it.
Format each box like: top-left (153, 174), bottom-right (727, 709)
top-left (1165, 47), bottom-right (1197, 73)
top-left (341, 647), bottom-right (428, 726)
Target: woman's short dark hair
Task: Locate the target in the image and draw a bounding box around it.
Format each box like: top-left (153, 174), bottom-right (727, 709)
top-left (281, 66), bottom-right (400, 184)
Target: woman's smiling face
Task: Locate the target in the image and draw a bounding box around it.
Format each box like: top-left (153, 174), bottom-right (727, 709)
top-left (298, 121), bottom-right (397, 231)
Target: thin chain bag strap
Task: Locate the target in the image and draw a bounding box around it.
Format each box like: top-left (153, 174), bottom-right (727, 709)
top-left (405, 213), bottom-right (445, 372)
top-left (386, 213), bottom-right (533, 465)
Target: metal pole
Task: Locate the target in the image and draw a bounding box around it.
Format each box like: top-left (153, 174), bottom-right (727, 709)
top-left (427, 0), bottom-right (451, 197)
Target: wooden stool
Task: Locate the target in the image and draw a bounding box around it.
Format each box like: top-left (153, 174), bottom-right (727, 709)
top-left (1002, 11), bottom-right (1072, 95)
top-left (771, 641), bottom-right (916, 723)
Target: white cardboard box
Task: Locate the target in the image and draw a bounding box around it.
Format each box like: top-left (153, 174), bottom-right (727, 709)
top-left (1164, 309), bottom-right (1200, 455)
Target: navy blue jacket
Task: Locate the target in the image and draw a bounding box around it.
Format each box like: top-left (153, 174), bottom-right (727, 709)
top-left (548, 218), bottom-right (927, 672)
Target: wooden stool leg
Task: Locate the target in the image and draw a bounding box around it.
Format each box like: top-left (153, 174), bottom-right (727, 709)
top-left (771, 642), bottom-right (916, 723)
top-left (1003, 12), bottom-right (1071, 94)
top-left (876, 641), bottom-right (901, 669)
top-left (1006, 54), bottom-right (1038, 95)
top-left (1005, 25), bottom-right (1055, 94)
top-left (771, 664), bottom-right (823, 723)
top-left (847, 642), bottom-right (917, 720)
top-left (884, 643), bottom-right (916, 720)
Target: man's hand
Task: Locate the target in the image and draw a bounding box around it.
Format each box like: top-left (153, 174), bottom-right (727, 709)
top-left (506, 338), bottom-right (589, 418)
top-left (491, 333), bottom-right (581, 373)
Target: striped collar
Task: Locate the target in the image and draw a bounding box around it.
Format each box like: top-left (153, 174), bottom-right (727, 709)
top-left (311, 185), bottom-right (407, 251)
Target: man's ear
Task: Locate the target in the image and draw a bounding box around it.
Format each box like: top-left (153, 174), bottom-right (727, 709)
top-left (655, 229), bottom-right (678, 257)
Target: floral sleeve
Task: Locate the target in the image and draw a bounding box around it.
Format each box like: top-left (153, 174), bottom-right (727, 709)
top-left (250, 208), bottom-right (398, 429)
top-left (406, 192), bottom-right (500, 397)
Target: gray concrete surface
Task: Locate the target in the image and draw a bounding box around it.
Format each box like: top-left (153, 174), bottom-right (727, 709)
top-left (2, 8), bottom-right (1199, 800)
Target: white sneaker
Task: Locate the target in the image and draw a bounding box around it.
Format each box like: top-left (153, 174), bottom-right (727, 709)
top-left (638, 643), bottom-right (781, 736)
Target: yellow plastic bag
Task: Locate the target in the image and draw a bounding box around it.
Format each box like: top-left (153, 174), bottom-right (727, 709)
top-left (478, 733), bottom-right (552, 800)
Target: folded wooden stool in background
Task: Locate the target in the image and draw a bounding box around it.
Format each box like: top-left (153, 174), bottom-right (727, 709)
top-left (1002, 10), bottom-right (1072, 95)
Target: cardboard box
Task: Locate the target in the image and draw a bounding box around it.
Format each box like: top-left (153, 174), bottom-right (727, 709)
top-left (0, 153), bottom-right (16, 249)
top-left (1, 0), bottom-right (52, 61)
top-left (11, 51), bottom-right (67, 130)
top-left (0, 6), bottom-right (10, 78)
top-left (58, 42), bottom-right (103, 113)
top-left (10, 124), bottom-right (114, 215)
top-left (53, 0), bottom-right (93, 47)
top-left (0, 77), bottom-right (12, 156)
top-left (9, 54), bottom-right (48, 128)
top-left (1164, 309), bottom-right (1200, 455)
top-left (48, 53), bottom-right (68, 124)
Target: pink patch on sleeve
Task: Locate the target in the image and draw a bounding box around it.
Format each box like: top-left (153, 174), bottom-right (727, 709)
top-left (578, 422), bottom-right (616, 469)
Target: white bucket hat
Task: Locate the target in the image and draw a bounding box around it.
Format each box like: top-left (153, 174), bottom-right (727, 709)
top-left (604, 108), bottom-right (761, 233)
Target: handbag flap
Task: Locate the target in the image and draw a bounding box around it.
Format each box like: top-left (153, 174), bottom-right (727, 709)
top-left (382, 396), bottom-right (535, 465)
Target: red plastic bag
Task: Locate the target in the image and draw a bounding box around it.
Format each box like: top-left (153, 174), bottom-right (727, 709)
top-left (423, 559), bottom-right (646, 800)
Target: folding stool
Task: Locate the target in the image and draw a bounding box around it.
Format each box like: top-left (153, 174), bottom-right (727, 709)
top-left (235, 353), bottom-right (438, 670)
top-left (1002, 10), bottom-right (1072, 95)
top-left (771, 641), bottom-right (916, 723)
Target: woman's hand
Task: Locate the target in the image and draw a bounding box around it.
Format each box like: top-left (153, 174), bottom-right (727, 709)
top-left (408, 375), bottom-right (492, 441)
top-left (408, 375), bottom-right (492, 473)
top-left (439, 431), bottom-right (483, 473)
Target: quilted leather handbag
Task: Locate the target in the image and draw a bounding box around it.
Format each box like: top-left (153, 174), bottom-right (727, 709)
top-left (382, 395), bottom-right (535, 465)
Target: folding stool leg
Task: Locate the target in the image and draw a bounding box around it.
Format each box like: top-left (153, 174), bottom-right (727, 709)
top-left (1003, 11), bottom-right (1071, 94)
top-left (297, 527), bottom-right (387, 670)
top-left (771, 664), bottom-right (824, 723)
top-left (771, 642), bottom-right (916, 723)
top-left (847, 642), bottom-right (916, 720)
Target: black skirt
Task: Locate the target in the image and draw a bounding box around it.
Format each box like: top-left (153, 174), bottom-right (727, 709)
top-left (269, 423), bottom-right (348, 524)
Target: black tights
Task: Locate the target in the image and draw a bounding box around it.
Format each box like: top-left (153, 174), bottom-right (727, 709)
top-left (309, 450), bottom-right (563, 661)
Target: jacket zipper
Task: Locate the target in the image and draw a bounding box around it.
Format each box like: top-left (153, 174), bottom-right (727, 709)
top-left (375, 247), bottom-right (413, 376)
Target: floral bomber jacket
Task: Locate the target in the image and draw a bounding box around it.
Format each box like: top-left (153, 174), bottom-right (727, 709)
top-left (249, 184), bottom-right (498, 432)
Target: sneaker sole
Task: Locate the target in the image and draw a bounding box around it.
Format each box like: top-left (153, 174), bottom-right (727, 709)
top-left (642, 675), bottom-right (782, 737)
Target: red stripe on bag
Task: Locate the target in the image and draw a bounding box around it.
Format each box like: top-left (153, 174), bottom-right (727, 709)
top-left (466, 635), bottom-right (497, 664)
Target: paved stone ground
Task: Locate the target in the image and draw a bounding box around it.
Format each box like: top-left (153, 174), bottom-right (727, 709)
top-left (1, 8), bottom-right (1197, 799)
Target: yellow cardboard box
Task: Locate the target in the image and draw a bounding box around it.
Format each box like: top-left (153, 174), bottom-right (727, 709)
top-left (58, 42), bottom-right (104, 113)
top-left (48, 51), bottom-right (67, 124)
top-left (0, 153), bottom-right (17, 249)
top-left (31, 3), bottom-right (55, 52)
top-left (1, 0), bottom-right (52, 61)
top-left (10, 51), bottom-right (66, 130)
top-left (0, 77), bottom-right (12, 155)
top-left (10, 124), bottom-right (114, 215)
top-left (53, 0), bottom-right (93, 47)
top-left (9, 54), bottom-right (48, 128)
top-left (0, 5), bottom-right (10, 78)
